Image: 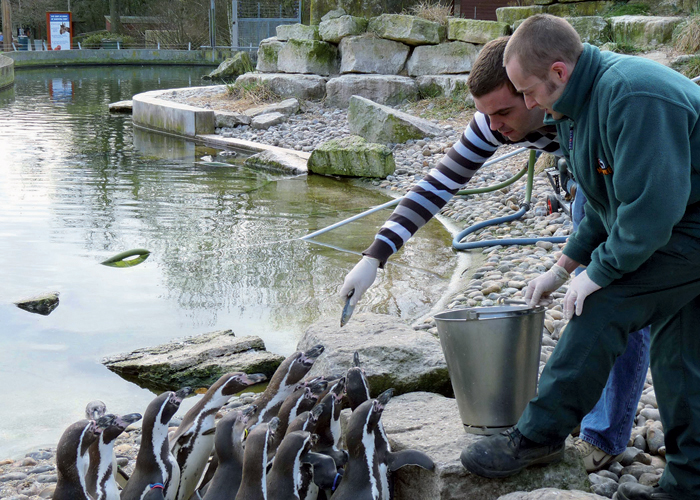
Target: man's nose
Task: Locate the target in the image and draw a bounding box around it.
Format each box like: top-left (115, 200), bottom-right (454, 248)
top-left (524, 95), bottom-right (538, 110)
top-left (489, 116), bottom-right (502, 130)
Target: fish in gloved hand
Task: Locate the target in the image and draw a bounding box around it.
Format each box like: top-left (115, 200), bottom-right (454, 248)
top-left (340, 289), bottom-right (355, 327)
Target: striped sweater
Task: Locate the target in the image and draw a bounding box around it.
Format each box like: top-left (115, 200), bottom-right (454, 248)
top-left (364, 111), bottom-right (562, 265)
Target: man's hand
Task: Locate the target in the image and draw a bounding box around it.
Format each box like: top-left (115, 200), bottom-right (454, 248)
top-left (524, 264), bottom-right (570, 306)
top-left (339, 256), bottom-right (380, 306)
top-left (563, 270), bottom-right (601, 319)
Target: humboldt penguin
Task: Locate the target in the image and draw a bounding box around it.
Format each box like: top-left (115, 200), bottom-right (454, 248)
top-left (247, 345), bottom-right (324, 428)
top-left (85, 400), bottom-right (107, 420)
top-left (235, 417), bottom-right (280, 500)
top-left (171, 372), bottom-right (266, 500)
top-left (312, 377), bottom-right (347, 468)
top-left (201, 405), bottom-right (257, 500)
top-left (332, 389), bottom-right (434, 500)
top-left (120, 387), bottom-right (192, 500)
top-left (86, 412), bottom-right (142, 500)
top-left (53, 419), bottom-right (103, 500)
top-left (286, 403), bottom-right (324, 436)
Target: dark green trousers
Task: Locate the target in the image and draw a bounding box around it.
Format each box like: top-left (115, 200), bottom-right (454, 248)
top-left (518, 231), bottom-right (700, 499)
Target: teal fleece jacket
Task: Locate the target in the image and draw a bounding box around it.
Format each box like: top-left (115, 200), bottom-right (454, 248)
top-left (546, 44), bottom-right (700, 287)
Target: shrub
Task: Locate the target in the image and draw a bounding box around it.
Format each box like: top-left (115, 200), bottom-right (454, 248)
top-left (225, 80), bottom-right (281, 105)
top-left (406, 0), bottom-right (453, 25)
top-left (674, 15), bottom-right (700, 54)
top-left (603, 2), bottom-right (650, 17)
top-left (81, 32), bottom-right (138, 48)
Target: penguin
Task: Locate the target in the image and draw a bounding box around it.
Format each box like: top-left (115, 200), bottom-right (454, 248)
top-left (201, 405), bottom-right (257, 500)
top-left (171, 372), bottom-right (266, 500)
top-left (86, 412), bottom-right (142, 500)
top-left (143, 483), bottom-right (166, 500)
top-left (331, 389), bottom-right (434, 500)
top-left (235, 417), bottom-right (280, 500)
top-left (247, 345), bottom-right (324, 428)
top-left (53, 419), bottom-right (103, 500)
top-left (86, 400), bottom-right (108, 420)
top-left (120, 387), bottom-right (192, 500)
top-left (267, 431), bottom-right (316, 500)
top-left (286, 404), bottom-right (324, 436)
top-left (312, 378), bottom-right (347, 468)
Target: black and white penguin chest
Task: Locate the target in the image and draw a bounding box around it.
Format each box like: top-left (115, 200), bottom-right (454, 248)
top-left (54, 419), bottom-right (102, 500)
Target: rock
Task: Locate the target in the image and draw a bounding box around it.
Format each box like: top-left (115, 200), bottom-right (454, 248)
top-left (498, 491), bottom-right (609, 500)
top-left (565, 16), bottom-right (610, 45)
top-left (321, 7), bottom-right (346, 22)
top-left (447, 18), bottom-right (511, 44)
top-left (102, 330), bottom-right (284, 392)
top-left (369, 14), bottom-right (445, 46)
top-left (320, 15), bottom-right (368, 43)
top-left (339, 34), bottom-right (410, 75)
top-left (646, 424), bottom-right (665, 455)
top-left (375, 393), bottom-right (590, 500)
top-left (609, 15), bottom-right (683, 47)
top-left (0, 473), bottom-right (28, 481)
top-left (14, 292), bottom-right (60, 316)
top-left (203, 52), bottom-right (253, 80)
top-left (277, 40), bottom-right (339, 76)
top-left (638, 472), bottom-right (661, 486)
top-left (276, 23), bottom-right (320, 41)
top-left (348, 95), bottom-right (443, 144)
top-left (109, 100), bottom-right (133, 113)
top-left (297, 313), bottom-right (449, 396)
top-left (245, 98), bottom-right (300, 118)
top-left (497, 5), bottom-right (546, 25)
top-left (256, 37), bottom-right (285, 73)
top-left (244, 150), bottom-right (307, 175)
top-left (416, 75), bottom-right (473, 100)
top-left (546, 1), bottom-right (613, 18)
top-left (235, 73), bottom-right (328, 101)
top-left (325, 74), bottom-right (418, 108)
top-left (250, 112), bottom-right (286, 130)
top-left (307, 136), bottom-right (395, 178)
top-left (406, 41), bottom-right (481, 77)
top-left (215, 111), bottom-right (250, 128)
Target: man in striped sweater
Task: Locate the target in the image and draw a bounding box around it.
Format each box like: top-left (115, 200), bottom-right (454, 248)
top-left (340, 36), bottom-right (649, 474)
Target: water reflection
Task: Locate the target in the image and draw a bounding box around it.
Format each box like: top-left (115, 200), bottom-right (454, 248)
top-left (0, 66), bottom-right (459, 458)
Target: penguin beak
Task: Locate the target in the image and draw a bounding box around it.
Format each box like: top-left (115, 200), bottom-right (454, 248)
top-left (300, 344), bottom-right (325, 364)
top-left (241, 373), bottom-right (267, 385)
top-left (117, 413), bottom-right (142, 428)
top-left (376, 388), bottom-right (394, 409)
top-left (173, 387), bottom-right (193, 403)
top-left (95, 414), bottom-right (117, 431)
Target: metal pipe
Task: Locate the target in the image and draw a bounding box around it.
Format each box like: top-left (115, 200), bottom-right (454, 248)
top-left (300, 147), bottom-right (529, 241)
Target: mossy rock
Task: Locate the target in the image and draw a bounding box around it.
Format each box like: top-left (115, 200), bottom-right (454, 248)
top-left (368, 13), bottom-right (445, 46)
top-left (308, 135), bottom-right (395, 178)
top-left (203, 52), bottom-right (253, 81)
top-left (447, 18), bottom-right (511, 44)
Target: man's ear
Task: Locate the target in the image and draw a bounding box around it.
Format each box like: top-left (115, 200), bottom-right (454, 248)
top-left (550, 61), bottom-right (570, 83)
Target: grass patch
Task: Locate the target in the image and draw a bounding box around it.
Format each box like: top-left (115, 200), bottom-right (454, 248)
top-left (406, 0), bottom-right (453, 25)
top-left (675, 55), bottom-right (700, 79)
top-left (601, 41), bottom-right (645, 54)
top-left (674, 14), bottom-right (700, 53)
top-left (603, 1), bottom-right (651, 17)
top-left (406, 86), bottom-right (474, 121)
top-left (225, 80), bottom-right (281, 106)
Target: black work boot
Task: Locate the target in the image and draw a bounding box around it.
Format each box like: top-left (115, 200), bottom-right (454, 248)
top-left (460, 426), bottom-right (565, 478)
top-left (614, 483), bottom-right (676, 500)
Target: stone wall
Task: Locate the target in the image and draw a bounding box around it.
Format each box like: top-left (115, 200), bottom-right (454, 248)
top-left (0, 54), bottom-right (14, 90)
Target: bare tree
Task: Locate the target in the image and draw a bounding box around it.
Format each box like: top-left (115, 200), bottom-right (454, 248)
top-left (109, 0), bottom-right (122, 33)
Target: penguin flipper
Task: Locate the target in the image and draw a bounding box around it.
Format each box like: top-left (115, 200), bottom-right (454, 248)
top-left (116, 465), bottom-right (130, 488)
top-left (387, 450), bottom-right (435, 472)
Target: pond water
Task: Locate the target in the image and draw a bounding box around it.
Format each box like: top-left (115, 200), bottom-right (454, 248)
top-left (0, 66), bottom-right (460, 458)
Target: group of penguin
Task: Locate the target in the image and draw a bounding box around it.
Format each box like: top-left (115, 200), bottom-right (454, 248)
top-left (52, 345), bottom-right (435, 500)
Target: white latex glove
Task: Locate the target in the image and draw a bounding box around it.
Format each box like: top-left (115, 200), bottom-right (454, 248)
top-left (524, 264), bottom-right (570, 307)
top-left (339, 256), bottom-right (380, 307)
top-left (563, 270), bottom-right (602, 319)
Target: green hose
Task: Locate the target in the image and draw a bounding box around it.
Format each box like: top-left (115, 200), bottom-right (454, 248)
top-left (456, 149), bottom-right (537, 197)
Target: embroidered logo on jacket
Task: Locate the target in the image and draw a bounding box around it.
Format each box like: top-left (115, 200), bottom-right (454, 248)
top-left (596, 158), bottom-right (613, 175)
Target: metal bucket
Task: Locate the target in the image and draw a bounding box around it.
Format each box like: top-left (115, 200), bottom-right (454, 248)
top-left (434, 305), bottom-right (545, 435)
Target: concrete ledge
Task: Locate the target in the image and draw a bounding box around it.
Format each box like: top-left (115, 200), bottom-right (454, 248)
top-left (0, 54), bottom-right (14, 90)
top-left (5, 48), bottom-right (228, 68)
top-left (133, 88), bottom-right (216, 137)
top-left (198, 134), bottom-right (311, 160)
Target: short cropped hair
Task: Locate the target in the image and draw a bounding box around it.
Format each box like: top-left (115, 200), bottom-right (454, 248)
top-left (503, 14), bottom-right (583, 79)
top-left (467, 36), bottom-right (516, 98)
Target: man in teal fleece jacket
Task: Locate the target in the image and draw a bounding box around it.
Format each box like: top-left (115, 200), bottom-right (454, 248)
top-left (460, 14), bottom-right (700, 500)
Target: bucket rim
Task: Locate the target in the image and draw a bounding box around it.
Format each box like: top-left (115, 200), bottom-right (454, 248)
top-left (433, 305), bottom-right (545, 322)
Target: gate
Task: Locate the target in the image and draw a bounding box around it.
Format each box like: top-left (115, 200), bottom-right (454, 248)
top-left (231, 0), bottom-right (302, 52)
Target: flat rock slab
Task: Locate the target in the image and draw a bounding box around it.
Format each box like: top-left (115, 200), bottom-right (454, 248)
top-left (102, 330), bottom-right (284, 392)
top-left (382, 392), bottom-right (590, 500)
top-left (297, 313), bottom-right (452, 397)
top-left (14, 292), bottom-right (60, 316)
top-left (215, 110), bottom-right (250, 128)
top-left (251, 112), bottom-right (286, 130)
top-left (498, 489), bottom-right (607, 500)
top-left (236, 73), bottom-right (328, 101)
top-left (325, 74), bottom-right (418, 108)
top-left (245, 98), bottom-right (300, 118)
top-left (244, 150), bottom-right (307, 175)
top-left (109, 100), bottom-right (133, 113)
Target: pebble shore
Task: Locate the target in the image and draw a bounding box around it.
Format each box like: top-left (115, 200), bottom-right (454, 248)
top-left (0, 92), bottom-right (666, 500)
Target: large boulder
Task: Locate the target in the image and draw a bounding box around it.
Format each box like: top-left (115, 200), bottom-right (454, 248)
top-left (202, 52), bottom-right (253, 80)
top-left (609, 15), bottom-right (684, 47)
top-left (499, 490), bottom-right (608, 500)
top-left (325, 74), bottom-right (418, 108)
top-left (319, 15), bottom-right (368, 43)
top-left (102, 330), bottom-right (285, 392)
top-left (496, 5), bottom-right (546, 25)
top-left (297, 313), bottom-right (450, 396)
top-left (565, 16), bottom-right (610, 45)
top-left (447, 18), bottom-right (511, 44)
top-left (250, 112), bottom-right (286, 130)
top-left (256, 37), bottom-right (285, 73)
top-left (545, 1), bottom-right (614, 18)
top-left (235, 73), bottom-right (328, 101)
top-left (339, 34), bottom-right (410, 74)
top-left (276, 23), bottom-right (320, 41)
top-left (307, 137), bottom-right (396, 178)
top-left (244, 150), bottom-right (307, 175)
top-left (348, 95), bottom-right (444, 143)
top-left (416, 75), bottom-right (473, 101)
top-left (368, 14), bottom-right (445, 46)
top-left (277, 39), bottom-right (339, 76)
top-left (215, 110), bottom-right (250, 128)
top-left (406, 41), bottom-right (480, 76)
top-left (379, 392), bottom-right (590, 500)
